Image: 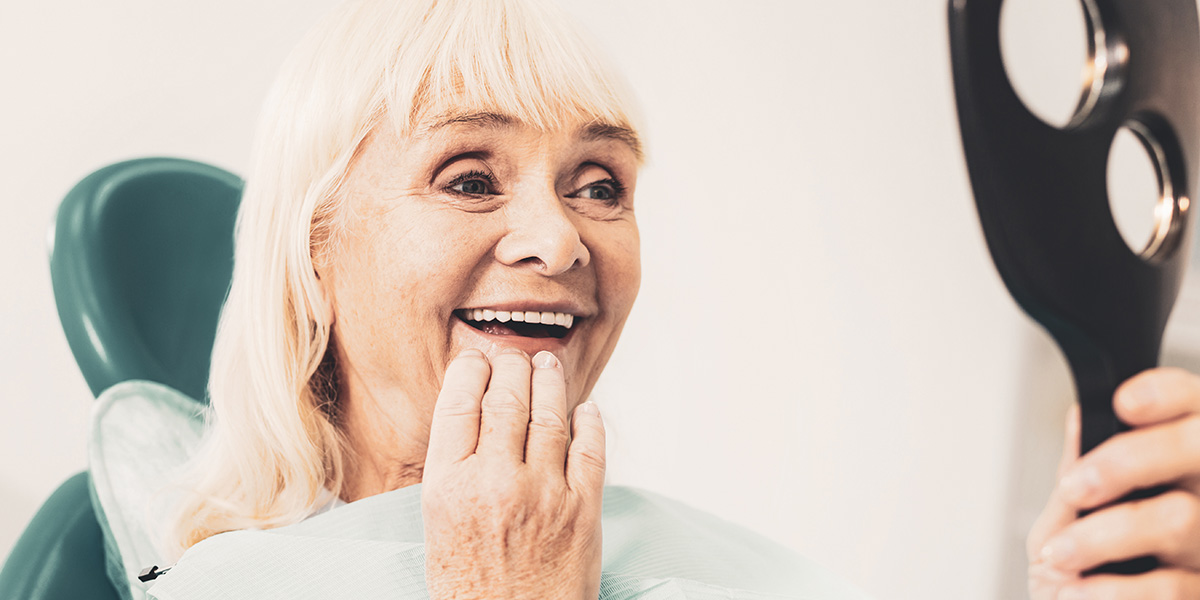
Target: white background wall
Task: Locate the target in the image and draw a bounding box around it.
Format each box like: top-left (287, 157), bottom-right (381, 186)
top-left (4, 1), bottom-right (1200, 599)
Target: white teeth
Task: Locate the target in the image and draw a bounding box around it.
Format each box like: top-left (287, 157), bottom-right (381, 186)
top-left (459, 309), bottom-right (577, 329)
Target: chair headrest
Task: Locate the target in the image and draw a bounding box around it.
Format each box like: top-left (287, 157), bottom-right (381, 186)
top-left (51, 158), bottom-right (243, 403)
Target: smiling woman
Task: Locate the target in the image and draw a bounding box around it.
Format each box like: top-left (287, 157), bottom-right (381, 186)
top-left (97, 0), bottom-right (875, 598)
top-left (322, 111), bottom-right (642, 502)
top-left (166, 0), bottom-right (645, 550)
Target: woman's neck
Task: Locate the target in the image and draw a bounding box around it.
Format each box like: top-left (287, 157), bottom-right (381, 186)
top-left (336, 373), bottom-right (433, 502)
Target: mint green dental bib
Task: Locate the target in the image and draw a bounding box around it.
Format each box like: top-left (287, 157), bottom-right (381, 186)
top-left (88, 381), bottom-right (870, 600)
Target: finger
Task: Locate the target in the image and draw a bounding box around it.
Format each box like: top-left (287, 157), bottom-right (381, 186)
top-left (1029, 404), bottom-right (1082, 558)
top-left (525, 351), bottom-right (570, 471)
top-left (426, 349), bottom-right (491, 469)
top-left (1059, 403), bottom-right (1082, 478)
top-left (565, 401), bottom-right (605, 495)
top-left (475, 348), bottom-right (533, 459)
top-left (1056, 415), bottom-right (1200, 510)
top-left (1041, 490), bottom-right (1200, 572)
top-left (1061, 568), bottom-right (1200, 600)
top-left (1116, 367), bottom-right (1200, 427)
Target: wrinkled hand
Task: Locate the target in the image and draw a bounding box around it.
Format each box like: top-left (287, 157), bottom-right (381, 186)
top-left (422, 348), bottom-right (606, 600)
top-left (1029, 367), bottom-right (1200, 599)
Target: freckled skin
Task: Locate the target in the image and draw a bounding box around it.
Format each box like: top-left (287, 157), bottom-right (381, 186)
top-left (317, 112), bottom-right (637, 598)
top-left (419, 348), bottom-right (610, 599)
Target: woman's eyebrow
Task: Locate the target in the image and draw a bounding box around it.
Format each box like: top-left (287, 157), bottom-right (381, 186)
top-left (419, 111), bottom-right (642, 160)
top-left (581, 123), bottom-right (643, 162)
top-left (424, 111), bottom-right (516, 132)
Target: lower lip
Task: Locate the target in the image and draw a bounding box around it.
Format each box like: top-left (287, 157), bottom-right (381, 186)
top-left (451, 315), bottom-right (578, 356)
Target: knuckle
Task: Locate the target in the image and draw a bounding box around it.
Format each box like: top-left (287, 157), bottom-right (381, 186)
top-left (1177, 417), bottom-right (1200, 453)
top-left (481, 389), bottom-right (525, 415)
top-left (536, 484), bottom-right (569, 514)
top-left (1158, 491), bottom-right (1200, 548)
top-left (572, 444), bottom-right (607, 470)
top-left (529, 406), bottom-right (568, 432)
top-left (1086, 452), bottom-right (1123, 487)
top-left (435, 390), bottom-right (479, 416)
top-left (528, 420), bottom-right (570, 448)
top-left (465, 470), bottom-right (520, 508)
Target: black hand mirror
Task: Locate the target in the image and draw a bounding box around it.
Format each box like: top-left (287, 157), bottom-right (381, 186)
top-left (949, 0), bottom-right (1200, 575)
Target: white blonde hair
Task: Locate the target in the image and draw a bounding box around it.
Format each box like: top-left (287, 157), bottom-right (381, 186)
top-left (166, 0), bottom-right (642, 556)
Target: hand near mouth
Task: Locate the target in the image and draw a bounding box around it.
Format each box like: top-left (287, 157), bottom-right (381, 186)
top-left (422, 347), bottom-right (606, 600)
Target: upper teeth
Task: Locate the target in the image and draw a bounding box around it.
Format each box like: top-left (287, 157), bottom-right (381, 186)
top-left (462, 309), bottom-right (575, 329)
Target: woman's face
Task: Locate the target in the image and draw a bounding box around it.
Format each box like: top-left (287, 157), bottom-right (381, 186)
top-left (320, 110), bottom-right (641, 422)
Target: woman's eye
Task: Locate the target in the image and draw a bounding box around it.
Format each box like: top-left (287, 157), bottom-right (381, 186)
top-left (573, 178), bottom-right (625, 205)
top-left (454, 179), bottom-right (490, 195)
top-left (445, 170), bottom-right (498, 196)
top-left (579, 184), bottom-right (613, 201)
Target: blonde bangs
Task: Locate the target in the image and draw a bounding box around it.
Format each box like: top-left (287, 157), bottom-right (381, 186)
top-left (386, 0), bottom-right (641, 151)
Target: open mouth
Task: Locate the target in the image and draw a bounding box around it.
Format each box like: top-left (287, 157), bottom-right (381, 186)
top-left (455, 309), bottom-right (576, 340)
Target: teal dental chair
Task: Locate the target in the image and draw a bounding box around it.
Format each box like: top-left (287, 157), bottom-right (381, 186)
top-left (0, 158), bottom-right (242, 599)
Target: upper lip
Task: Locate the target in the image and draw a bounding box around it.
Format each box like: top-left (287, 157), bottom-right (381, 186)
top-left (454, 301), bottom-right (594, 318)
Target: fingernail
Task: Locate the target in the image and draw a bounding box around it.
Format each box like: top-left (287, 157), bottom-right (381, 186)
top-left (498, 347), bottom-right (527, 357)
top-left (579, 401), bottom-right (600, 416)
top-left (458, 348), bottom-right (485, 359)
top-left (1059, 465), bottom-right (1101, 503)
top-left (533, 351), bottom-right (559, 369)
top-left (1039, 535), bottom-right (1076, 566)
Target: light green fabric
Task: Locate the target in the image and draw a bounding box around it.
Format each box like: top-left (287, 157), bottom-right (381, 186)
top-left (89, 381), bottom-right (871, 600)
top-left (88, 381), bottom-right (206, 600)
top-left (149, 485), bottom-right (869, 600)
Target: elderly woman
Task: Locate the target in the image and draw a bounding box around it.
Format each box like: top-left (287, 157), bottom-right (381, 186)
top-left (86, 0), bottom-right (1200, 599)
top-left (89, 0), bottom-right (869, 598)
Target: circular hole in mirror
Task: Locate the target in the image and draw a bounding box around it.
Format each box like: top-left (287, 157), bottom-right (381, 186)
top-left (1000, 0), bottom-right (1102, 128)
top-left (1107, 122), bottom-right (1176, 257)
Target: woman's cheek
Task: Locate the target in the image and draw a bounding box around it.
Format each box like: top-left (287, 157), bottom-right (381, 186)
top-left (603, 224), bottom-right (641, 308)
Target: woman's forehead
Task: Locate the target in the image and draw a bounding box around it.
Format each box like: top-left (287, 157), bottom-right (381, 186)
top-left (410, 109), bottom-right (643, 161)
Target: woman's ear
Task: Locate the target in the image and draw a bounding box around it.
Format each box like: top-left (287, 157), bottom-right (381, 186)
top-left (313, 269), bottom-right (337, 327)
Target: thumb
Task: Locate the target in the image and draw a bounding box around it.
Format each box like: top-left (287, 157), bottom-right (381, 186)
top-left (1026, 403), bottom-right (1081, 558)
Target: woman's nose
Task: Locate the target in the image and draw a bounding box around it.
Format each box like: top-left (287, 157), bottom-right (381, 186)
top-left (494, 188), bottom-right (590, 275)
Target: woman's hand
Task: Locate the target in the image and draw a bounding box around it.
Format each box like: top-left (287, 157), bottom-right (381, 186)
top-left (421, 347), bottom-right (606, 600)
top-left (1029, 367), bottom-right (1200, 599)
